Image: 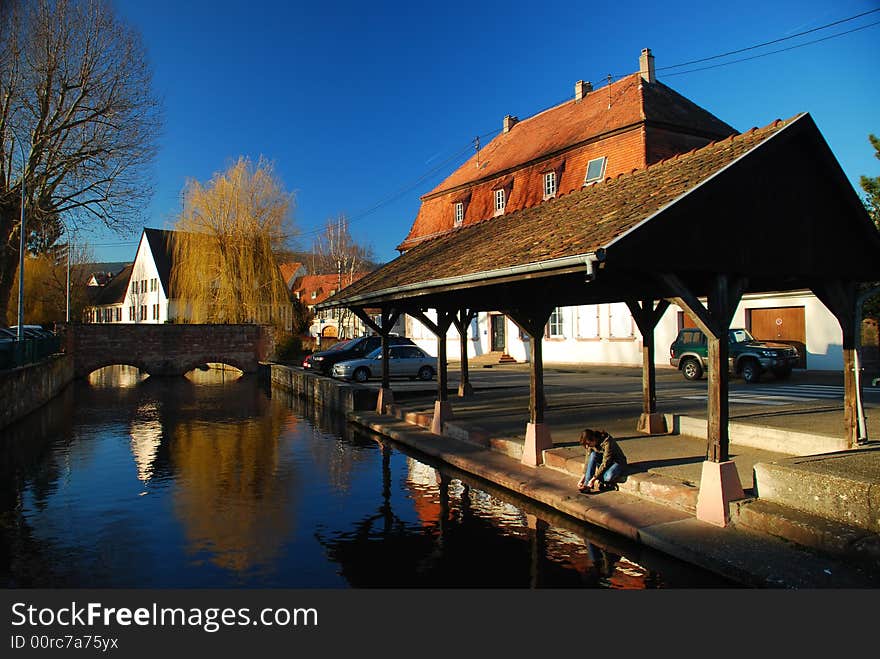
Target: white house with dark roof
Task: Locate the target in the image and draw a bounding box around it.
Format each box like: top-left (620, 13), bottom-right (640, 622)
top-left (84, 227), bottom-right (296, 329)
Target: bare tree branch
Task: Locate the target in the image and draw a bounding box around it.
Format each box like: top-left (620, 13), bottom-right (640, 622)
top-left (0, 0), bottom-right (161, 319)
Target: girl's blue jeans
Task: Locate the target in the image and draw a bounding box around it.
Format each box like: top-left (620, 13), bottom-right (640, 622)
top-left (586, 451), bottom-right (624, 483)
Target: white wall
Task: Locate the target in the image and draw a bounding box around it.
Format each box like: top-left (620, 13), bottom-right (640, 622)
top-left (401, 290), bottom-right (844, 371)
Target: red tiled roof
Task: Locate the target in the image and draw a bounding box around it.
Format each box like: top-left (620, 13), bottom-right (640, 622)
top-left (291, 272), bottom-right (369, 306)
top-left (278, 262), bottom-right (304, 285)
top-left (321, 116), bottom-right (799, 307)
top-left (398, 74), bottom-right (736, 251)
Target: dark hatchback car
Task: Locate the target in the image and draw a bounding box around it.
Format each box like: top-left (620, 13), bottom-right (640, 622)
top-left (304, 335), bottom-right (415, 375)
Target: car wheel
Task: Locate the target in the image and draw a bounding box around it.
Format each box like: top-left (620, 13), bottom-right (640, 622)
top-left (741, 359), bottom-right (761, 383)
top-left (417, 366), bottom-right (434, 381)
top-left (353, 367), bottom-right (370, 383)
top-left (681, 358), bottom-right (703, 381)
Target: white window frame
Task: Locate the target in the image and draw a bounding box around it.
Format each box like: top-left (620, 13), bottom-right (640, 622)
top-left (494, 189), bottom-right (505, 216)
top-left (543, 171), bottom-right (557, 199)
top-left (584, 156), bottom-right (607, 185)
top-left (454, 202), bottom-right (464, 227)
top-left (547, 307), bottom-right (565, 338)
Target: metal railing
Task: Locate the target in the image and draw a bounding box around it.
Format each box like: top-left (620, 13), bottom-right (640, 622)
top-left (0, 335), bottom-right (61, 370)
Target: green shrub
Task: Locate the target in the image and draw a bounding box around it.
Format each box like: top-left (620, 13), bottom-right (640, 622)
top-left (275, 333), bottom-right (304, 362)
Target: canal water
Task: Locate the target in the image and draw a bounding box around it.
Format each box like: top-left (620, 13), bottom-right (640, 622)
top-left (0, 366), bottom-right (733, 588)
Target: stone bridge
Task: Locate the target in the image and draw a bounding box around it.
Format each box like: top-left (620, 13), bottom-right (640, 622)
top-left (59, 324), bottom-right (277, 378)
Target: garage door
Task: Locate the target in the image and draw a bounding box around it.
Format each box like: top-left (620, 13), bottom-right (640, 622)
top-left (747, 306), bottom-right (806, 368)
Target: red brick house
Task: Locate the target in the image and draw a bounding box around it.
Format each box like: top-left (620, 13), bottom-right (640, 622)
top-left (399, 49), bottom-right (735, 252)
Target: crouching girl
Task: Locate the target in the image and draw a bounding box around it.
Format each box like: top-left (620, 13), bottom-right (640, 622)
top-left (577, 428), bottom-right (627, 493)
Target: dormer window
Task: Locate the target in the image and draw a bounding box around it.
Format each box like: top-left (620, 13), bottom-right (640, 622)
top-left (543, 171), bottom-right (557, 199)
top-left (494, 189), bottom-right (506, 216)
top-left (454, 202), bottom-right (464, 227)
top-left (311, 291), bottom-right (317, 300)
top-left (584, 156), bottom-right (607, 185)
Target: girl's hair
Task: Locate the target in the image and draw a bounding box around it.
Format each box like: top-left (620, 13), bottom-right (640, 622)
top-left (578, 428), bottom-right (610, 446)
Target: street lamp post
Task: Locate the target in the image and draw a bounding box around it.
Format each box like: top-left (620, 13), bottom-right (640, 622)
top-left (16, 138), bottom-right (27, 342)
top-left (65, 225), bottom-right (72, 323)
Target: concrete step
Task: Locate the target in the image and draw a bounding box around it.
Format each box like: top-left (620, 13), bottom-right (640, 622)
top-left (542, 446), bottom-right (699, 514)
top-left (731, 498), bottom-right (880, 569)
top-left (468, 351), bottom-right (517, 366)
top-left (752, 447), bottom-right (880, 533)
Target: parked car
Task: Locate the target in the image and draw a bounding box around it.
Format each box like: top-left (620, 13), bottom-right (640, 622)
top-left (306, 335), bottom-right (415, 375)
top-left (332, 345), bottom-right (437, 382)
top-left (302, 339), bottom-right (350, 369)
top-left (669, 327), bottom-right (799, 383)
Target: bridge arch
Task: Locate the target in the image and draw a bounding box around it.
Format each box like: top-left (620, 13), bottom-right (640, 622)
top-left (60, 324), bottom-right (276, 379)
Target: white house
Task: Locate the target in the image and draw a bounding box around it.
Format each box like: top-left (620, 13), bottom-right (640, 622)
top-left (406, 290), bottom-right (846, 372)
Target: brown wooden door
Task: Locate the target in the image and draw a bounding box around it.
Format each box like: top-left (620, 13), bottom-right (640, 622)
top-left (747, 306), bottom-right (806, 368)
top-left (678, 311), bottom-right (698, 330)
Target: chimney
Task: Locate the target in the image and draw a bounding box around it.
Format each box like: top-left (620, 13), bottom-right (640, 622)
top-left (503, 114), bottom-right (519, 133)
top-left (574, 80), bottom-right (593, 101)
top-left (639, 48), bottom-right (655, 83)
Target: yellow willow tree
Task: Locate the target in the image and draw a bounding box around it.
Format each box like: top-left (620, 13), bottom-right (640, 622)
top-left (171, 157), bottom-right (294, 325)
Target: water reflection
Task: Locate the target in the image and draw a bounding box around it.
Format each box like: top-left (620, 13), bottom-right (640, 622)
top-left (88, 364), bottom-right (148, 388)
top-left (0, 367), bottom-right (732, 588)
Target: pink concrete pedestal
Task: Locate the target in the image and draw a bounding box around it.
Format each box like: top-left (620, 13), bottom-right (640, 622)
top-left (521, 422), bottom-right (553, 467)
top-left (695, 460), bottom-right (745, 527)
top-left (376, 387), bottom-right (394, 414)
top-left (430, 400), bottom-right (453, 435)
top-left (637, 412), bottom-right (667, 434)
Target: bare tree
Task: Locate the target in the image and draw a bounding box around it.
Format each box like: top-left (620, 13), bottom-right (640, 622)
top-left (0, 0), bottom-right (161, 321)
top-left (171, 156), bottom-right (295, 326)
top-left (310, 214), bottom-right (374, 338)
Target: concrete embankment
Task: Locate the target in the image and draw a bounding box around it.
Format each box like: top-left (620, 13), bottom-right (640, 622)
top-left (265, 362), bottom-right (378, 412)
top-left (0, 354), bottom-right (74, 431)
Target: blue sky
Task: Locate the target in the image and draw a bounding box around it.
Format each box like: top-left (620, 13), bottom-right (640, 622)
top-left (89, 0), bottom-right (880, 265)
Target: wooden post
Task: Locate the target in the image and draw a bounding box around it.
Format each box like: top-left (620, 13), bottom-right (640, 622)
top-left (507, 306), bottom-right (553, 466)
top-left (626, 299), bottom-right (670, 434)
top-left (530, 332), bottom-right (545, 424)
top-left (811, 280), bottom-right (859, 448)
top-left (350, 306), bottom-right (400, 414)
top-left (452, 308), bottom-right (476, 397)
top-left (662, 273), bottom-right (746, 527)
top-left (407, 308), bottom-right (455, 434)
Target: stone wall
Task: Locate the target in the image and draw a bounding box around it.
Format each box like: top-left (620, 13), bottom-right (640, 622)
top-left (266, 363), bottom-right (377, 413)
top-left (0, 354), bottom-right (74, 430)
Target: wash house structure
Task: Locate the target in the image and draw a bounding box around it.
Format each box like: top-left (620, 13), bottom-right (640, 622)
top-left (318, 56), bottom-right (880, 526)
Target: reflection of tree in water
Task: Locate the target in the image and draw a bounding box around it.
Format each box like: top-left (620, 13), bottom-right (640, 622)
top-left (316, 446), bottom-right (653, 588)
top-left (166, 378), bottom-right (298, 576)
top-left (0, 387), bottom-right (82, 586)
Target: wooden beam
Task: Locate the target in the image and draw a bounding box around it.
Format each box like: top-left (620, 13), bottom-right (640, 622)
top-left (625, 298), bottom-right (670, 417)
top-left (505, 306), bottom-right (553, 424)
top-left (407, 308), bottom-right (454, 402)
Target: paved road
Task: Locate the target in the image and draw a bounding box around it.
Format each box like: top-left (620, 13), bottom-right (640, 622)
top-left (330, 362), bottom-right (879, 439)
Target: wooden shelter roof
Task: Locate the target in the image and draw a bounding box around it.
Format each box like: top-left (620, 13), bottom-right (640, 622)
top-left (319, 113), bottom-right (880, 313)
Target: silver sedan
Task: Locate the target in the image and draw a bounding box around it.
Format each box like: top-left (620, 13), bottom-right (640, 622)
top-left (331, 345), bottom-right (437, 382)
